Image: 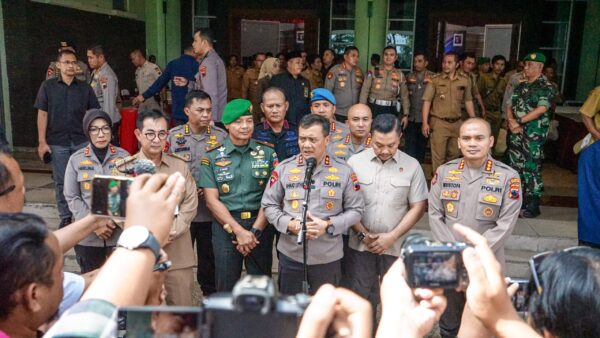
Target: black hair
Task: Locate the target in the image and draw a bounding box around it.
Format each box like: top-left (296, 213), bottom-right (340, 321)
top-left (444, 51), bottom-right (459, 63)
top-left (184, 90), bottom-right (212, 109)
top-left (491, 55), bottom-right (506, 64)
top-left (528, 248), bottom-right (600, 338)
top-left (299, 114), bottom-right (330, 137)
top-left (0, 150), bottom-right (12, 195)
top-left (413, 51), bottom-right (429, 62)
top-left (371, 53), bottom-right (381, 62)
top-left (57, 49), bottom-right (77, 61)
top-left (254, 52), bottom-right (266, 61)
top-left (307, 54), bottom-right (321, 66)
top-left (0, 213), bottom-right (55, 319)
top-left (87, 45), bottom-right (105, 57)
top-left (459, 52), bottom-right (476, 62)
top-left (344, 46), bottom-right (359, 55)
top-left (183, 46), bottom-right (194, 53)
top-left (371, 113), bottom-right (402, 137)
top-left (383, 46), bottom-right (397, 54)
top-left (136, 109), bottom-right (170, 130)
top-left (194, 28), bottom-right (215, 46)
top-left (131, 48), bottom-right (146, 59)
top-left (266, 52), bottom-right (273, 58)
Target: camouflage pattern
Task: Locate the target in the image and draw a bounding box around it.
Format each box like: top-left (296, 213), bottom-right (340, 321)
top-left (478, 73), bottom-right (508, 142)
top-left (507, 75), bottom-right (554, 200)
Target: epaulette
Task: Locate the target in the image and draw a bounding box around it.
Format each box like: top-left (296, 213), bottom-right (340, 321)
top-left (206, 142), bottom-right (223, 152)
top-left (167, 152), bottom-right (187, 162)
top-left (430, 73), bottom-right (440, 79)
top-left (255, 140), bottom-right (274, 149)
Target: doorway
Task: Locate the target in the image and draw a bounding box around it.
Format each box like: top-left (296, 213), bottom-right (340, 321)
top-left (440, 22), bottom-right (520, 61)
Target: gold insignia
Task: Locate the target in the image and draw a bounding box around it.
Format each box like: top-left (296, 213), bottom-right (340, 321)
top-left (292, 200), bottom-right (299, 210)
top-left (290, 168), bottom-right (302, 174)
top-left (291, 191), bottom-right (300, 199)
top-left (326, 201), bottom-right (334, 210)
top-left (79, 160), bottom-right (93, 165)
top-left (485, 178), bottom-right (500, 185)
top-left (289, 175), bottom-right (301, 182)
top-left (221, 183), bottom-right (230, 193)
top-left (328, 167), bottom-right (338, 173)
top-left (446, 202), bottom-right (455, 213)
top-left (328, 189), bottom-right (336, 197)
top-left (448, 170), bottom-right (462, 175)
top-left (215, 159), bottom-right (232, 167)
top-left (83, 182), bottom-right (91, 191)
top-left (336, 144), bottom-right (347, 149)
top-left (82, 172), bottom-right (89, 179)
top-left (483, 194), bottom-right (498, 203)
top-left (325, 174), bottom-right (340, 181)
top-left (445, 176), bottom-right (461, 181)
top-left (334, 150), bottom-right (346, 155)
top-left (483, 207), bottom-right (494, 217)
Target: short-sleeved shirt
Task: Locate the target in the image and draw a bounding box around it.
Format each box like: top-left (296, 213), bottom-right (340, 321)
top-left (422, 72), bottom-right (473, 119)
top-left (192, 50), bottom-right (228, 122)
top-left (90, 63), bottom-right (120, 123)
top-left (269, 71), bottom-right (311, 125)
top-left (33, 78), bottom-right (100, 146)
top-left (135, 61), bottom-right (162, 95)
top-left (325, 63), bottom-right (364, 116)
top-left (347, 148), bottom-right (428, 256)
top-left (359, 67), bottom-right (410, 116)
top-left (580, 86), bottom-right (600, 130)
top-left (327, 133), bottom-right (372, 162)
top-left (199, 138), bottom-right (278, 211)
top-left (252, 120), bottom-right (300, 160)
top-left (407, 70), bottom-right (436, 123)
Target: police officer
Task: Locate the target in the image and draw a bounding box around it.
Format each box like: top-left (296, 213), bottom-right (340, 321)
top-left (226, 54), bottom-right (245, 101)
top-left (429, 117), bottom-right (521, 338)
top-left (167, 90), bottom-right (227, 296)
top-left (87, 45), bottom-right (120, 144)
top-left (325, 46), bottom-right (364, 122)
top-left (243, 52), bottom-right (266, 118)
top-left (506, 52), bottom-right (554, 218)
top-left (199, 99), bottom-right (278, 292)
top-left (46, 40), bottom-right (91, 83)
top-left (252, 87), bottom-right (300, 160)
top-left (262, 114), bottom-right (364, 294)
top-left (405, 52), bottom-right (436, 163)
top-left (64, 109), bottom-right (129, 273)
top-left (133, 109), bottom-right (199, 305)
top-left (310, 88), bottom-right (350, 143)
top-left (478, 55), bottom-right (508, 145)
top-left (328, 103), bottom-right (372, 162)
top-left (359, 46), bottom-right (409, 119)
top-left (269, 50), bottom-right (311, 125)
top-left (192, 29), bottom-right (227, 122)
top-left (422, 51), bottom-right (475, 174)
top-left (130, 49), bottom-right (162, 112)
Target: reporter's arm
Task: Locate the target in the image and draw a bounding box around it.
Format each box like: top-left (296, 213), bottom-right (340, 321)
top-left (54, 214), bottom-right (99, 254)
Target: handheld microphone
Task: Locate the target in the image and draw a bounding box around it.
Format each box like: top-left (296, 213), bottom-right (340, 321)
top-left (303, 158), bottom-right (317, 190)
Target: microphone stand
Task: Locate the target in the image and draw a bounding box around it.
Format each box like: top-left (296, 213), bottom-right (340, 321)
top-left (298, 179), bottom-right (312, 294)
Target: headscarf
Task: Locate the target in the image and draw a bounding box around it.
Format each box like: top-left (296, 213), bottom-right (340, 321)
top-left (258, 57), bottom-right (280, 80)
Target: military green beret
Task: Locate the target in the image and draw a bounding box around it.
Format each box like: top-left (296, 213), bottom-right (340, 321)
top-left (522, 52), bottom-right (546, 64)
top-left (222, 99), bottom-right (253, 125)
top-left (477, 57), bottom-right (490, 65)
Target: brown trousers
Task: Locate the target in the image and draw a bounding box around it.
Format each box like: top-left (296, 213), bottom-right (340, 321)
top-left (430, 117), bottom-right (462, 174)
top-left (164, 267), bottom-right (195, 305)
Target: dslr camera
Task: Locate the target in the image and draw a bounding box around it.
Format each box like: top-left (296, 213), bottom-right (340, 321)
top-left (402, 233), bottom-right (469, 289)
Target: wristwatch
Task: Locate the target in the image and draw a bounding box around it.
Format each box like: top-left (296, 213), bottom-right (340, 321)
top-left (250, 227), bottom-right (263, 239)
top-left (358, 232), bottom-right (366, 242)
top-left (326, 220), bottom-right (335, 236)
top-left (117, 226), bottom-right (161, 263)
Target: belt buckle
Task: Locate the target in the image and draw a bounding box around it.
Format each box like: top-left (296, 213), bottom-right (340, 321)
top-left (241, 211), bottom-right (252, 220)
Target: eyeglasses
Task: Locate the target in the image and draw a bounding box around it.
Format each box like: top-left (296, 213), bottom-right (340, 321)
top-left (60, 61), bottom-right (78, 66)
top-left (529, 246), bottom-right (587, 295)
top-left (89, 126), bottom-right (112, 136)
top-left (0, 184), bottom-right (15, 197)
top-left (144, 131), bottom-right (169, 141)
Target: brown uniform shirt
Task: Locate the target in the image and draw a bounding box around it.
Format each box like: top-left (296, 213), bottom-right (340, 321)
top-left (422, 72), bottom-right (473, 119)
top-left (242, 67), bottom-right (261, 109)
top-left (325, 63), bottom-right (364, 116)
top-left (227, 65), bottom-right (245, 101)
top-left (359, 68), bottom-right (410, 116)
top-left (302, 68), bottom-right (324, 90)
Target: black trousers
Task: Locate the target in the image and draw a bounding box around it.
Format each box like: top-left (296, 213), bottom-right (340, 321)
top-left (278, 253), bottom-right (341, 295)
top-left (404, 121), bottom-right (428, 163)
top-left (368, 102), bottom-right (397, 119)
top-left (74, 245), bottom-right (114, 273)
top-left (190, 221), bottom-right (217, 296)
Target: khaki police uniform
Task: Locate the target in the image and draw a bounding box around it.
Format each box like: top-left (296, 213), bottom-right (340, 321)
top-left (422, 72), bottom-right (473, 174)
top-left (325, 64), bottom-right (364, 118)
top-left (328, 120), bottom-right (350, 144)
top-left (46, 60), bottom-right (91, 83)
top-left (328, 133), bottom-right (372, 162)
top-left (193, 50), bottom-right (228, 122)
top-left (226, 65), bottom-right (245, 101)
top-left (135, 61), bottom-right (162, 112)
top-left (302, 68), bottom-right (324, 91)
top-left (359, 68), bottom-right (410, 117)
top-left (262, 154), bottom-right (365, 294)
top-left (132, 151), bottom-right (199, 305)
top-left (242, 67), bottom-right (261, 119)
top-left (90, 63), bottom-right (120, 124)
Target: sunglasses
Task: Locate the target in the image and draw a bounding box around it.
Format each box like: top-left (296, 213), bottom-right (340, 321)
top-left (529, 246), bottom-right (588, 295)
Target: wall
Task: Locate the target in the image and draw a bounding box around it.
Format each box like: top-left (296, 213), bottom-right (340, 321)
top-left (354, 0), bottom-right (388, 72)
top-left (576, 0), bottom-right (600, 100)
top-left (145, 0), bottom-right (181, 68)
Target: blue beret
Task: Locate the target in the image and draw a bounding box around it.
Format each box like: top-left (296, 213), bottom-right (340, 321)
top-left (310, 88), bottom-right (336, 105)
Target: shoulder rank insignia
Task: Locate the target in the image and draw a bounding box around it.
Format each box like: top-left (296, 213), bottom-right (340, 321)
top-left (255, 140), bottom-right (274, 148)
top-left (206, 142), bottom-right (223, 152)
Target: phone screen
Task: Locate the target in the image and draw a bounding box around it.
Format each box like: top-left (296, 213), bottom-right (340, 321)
top-left (117, 306), bottom-right (201, 338)
top-left (91, 175), bottom-right (133, 220)
top-left (510, 279), bottom-right (530, 313)
top-left (411, 252), bottom-right (458, 287)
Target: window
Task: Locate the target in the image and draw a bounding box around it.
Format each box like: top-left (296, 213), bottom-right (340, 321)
top-left (330, 0), bottom-right (356, 55)
top-left (193, 0), bottom-right (217, 31)
top-left (387, 0), bottom-right (417, 71)
top-left (112, 0), bottom-right (128, 11)
top-left (539, 0), bottom-right (575, 91)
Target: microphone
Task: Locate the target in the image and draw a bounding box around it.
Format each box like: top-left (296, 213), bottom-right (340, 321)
top-left (303, 158), bottom-right (317, 190)
top-left (115, 157), bottom-right (156, 176)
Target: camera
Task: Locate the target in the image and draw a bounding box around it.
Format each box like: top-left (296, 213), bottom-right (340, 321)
top-left (509, 279), bottom-right (530, 313)
top-left (402, 233), bottom-right (469, 289)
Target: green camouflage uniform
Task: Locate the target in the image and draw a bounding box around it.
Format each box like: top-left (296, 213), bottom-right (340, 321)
top-left (507, 75), bottom-right (554, 200)
top-left (478, 73), bottom-right (507, 142)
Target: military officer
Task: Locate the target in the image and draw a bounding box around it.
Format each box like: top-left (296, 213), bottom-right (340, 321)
top-left (130, 49), bottom-right (163, 112)
top-left (302, 54), bottom-right (324, 90)
top-left (87, 45), bottom-right (120, 144)
top-left (478, 55), bottom-right (508, 145)
top-left (262, 114), bottom-right (364, 295)
top-left (199, 99), bottom-right (278, 292)
top-left (310, 88), bottom-right (350, 144)
top-left (325, 46), bottom-right (364, 122)
top-left (46, 40), bottom-right (91, 83)
top-left (133, 109), bottom-right (199, 305)
top-left (226, 54), bottom-right (245, 101)
top-left (429, 117), bottom-right (521, 338)
top-left (359, 46), bottom-right (410, 118)
top-left (422, 51), bottom-right (475, 174)
top-left (328, 103), bottom-right (372, 162)
top-left (252, 87), bottom-right (300, 160)
top-left (506, 52), bottom-right (554, 218)
top-left (405, 52), bottom-right (436, 163)
top-left (192, 29), bottom-right (227, 122)
top-left (243, 53), bottom-right (266, 120)
top-left (167, 90), bottom-right (227, 296)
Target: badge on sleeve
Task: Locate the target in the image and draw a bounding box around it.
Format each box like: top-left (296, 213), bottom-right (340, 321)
top-left (509, 177), bottom-right (521, 200)
top-left (351, 173), bottom-right (360, 191)
top-left (269, 171), bottom-right (279, 187)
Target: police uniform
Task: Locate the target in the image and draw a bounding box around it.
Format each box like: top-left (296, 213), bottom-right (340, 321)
top-left (242, 67), bottom-right (261, 118)
top-left (429, 157), bottom-right (521, 338)
top-left (63, 144), bottom-right (129, 273)
top-left (167, 123), bottom-right (227, 296)
top-left (193, 50), bottom-right (228, 122)
top-left (46, 60), bottom-right (91, 83)
top-left (262, 154), bottom-right (364, 294)
top-left (135, 61), bottom-right (162, 112)
top-left (226, 64), bottom-right (245, 101)
top-left (302, 68), bottom-right (324, 91)
top-left (199, 137), bottom-right (278, 292)
top-left (90, 63), bottom-right (120, 125)
top-left (359, 67), bottom-right (410, 118)
top-left (132, 151), bottom-right (199, 305)
top-left (252, 120), bottom-right (300, 160)
top-left (327, 133), bottom-right (372, 162)
top-left (422, 72), bottom-right (473, 174)
top-left (478, 72), bottom-right (508, 143)
top-left (405, 70), bottom-right (436, 163)
top-left (325, 64), bottom-right (364, 120)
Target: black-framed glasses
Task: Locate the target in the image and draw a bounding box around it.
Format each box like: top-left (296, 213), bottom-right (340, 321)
top-left (0, 184), bottom-right (16, 197)
top-left (89, 126), bottom-right (112, 136)
top-left (144, 131), bottom-right (169, 141)
top-left (529, 246), bottom-right (588, 295)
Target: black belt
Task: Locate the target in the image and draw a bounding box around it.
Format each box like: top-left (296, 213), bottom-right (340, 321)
top-left (432, 116), bottom-right (461, 123)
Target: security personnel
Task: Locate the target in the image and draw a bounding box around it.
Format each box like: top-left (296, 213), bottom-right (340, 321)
top-left (262, 114), bottom-right (364, 295)
top-left (459, 52), bottom-right (486, 118)
top-left (199, 99), bottom-right (278, 292)
top-left (226, 54), bottom-right (245, 101)
top-left (192, 29), bottom-right (227, 122)
top-left (310, 88), bottom-right (350, 143)
top-left (405, 53), bottom-right (436, 163)
top-left (328, 103), bottom-right (372, 162)
top-left (359, 46), bottom-right (409, 118)
top-left (422, 51), bottom-right (475, 174)
top-left (130, 49), bottom-right (162, 112)
top-left (242, 53), bottom-right (266, 118)
top-left (325, 46), bottom-right (364, 121)
top-left (167, 90), bottom-right (227, 296)
top-left (478, 55), bottom-right (508, 145)
top-left (506, 52), bottom-right (554, 218)
top-left (252, 87), bottom-right (300, 160)
top-left (301, 54), bottom-right (324, 90)
top-left (87, 45), bottom-right (120, 143)
top-left (63, 109), bottom-right (129, 273)
top-left (429, 117), bottom-right (521, 338)
top-left (46, 41), bottom-right (91, 83)
top-left (270, 50), bottom-right (311, 125)
top-left (133, 109), bottom-right (199, 305)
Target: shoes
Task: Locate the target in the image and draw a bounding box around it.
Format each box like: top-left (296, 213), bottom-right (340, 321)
top-left (521, 198), bottom-right (541, 218)
top-left (59, 218), bottom-right (72, 228)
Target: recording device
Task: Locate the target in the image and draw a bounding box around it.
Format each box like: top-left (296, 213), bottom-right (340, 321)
top-left (302, 157), bottom-right (317, 190)
top-left (43, 151), bottom-right (52, 164)
top-left (115, 157), bottom-right (157, 176)
top-left (203, 275), bottom-right (310, 338)
top-left (509, 279), bottom-right (530, 313)
top-left (402, 233), bottom-right (469, 289)
top-left (91, 175), bottom-right (133, 220)
top-left (116, 306), bottom-right (201, 338)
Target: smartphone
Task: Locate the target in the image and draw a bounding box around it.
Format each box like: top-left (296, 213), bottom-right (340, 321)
top-left (43, 151), bottom-right (52, 164)
top-left (117, 306), bottom-right (201, 338)
top-left (91, 175), bottom-right (133, 220)
top-left (509, 279), bottom-right (530, 313)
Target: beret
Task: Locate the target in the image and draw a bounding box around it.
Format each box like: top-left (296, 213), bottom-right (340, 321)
top-left (222, 99), bottom-right (253, 125)
top-left (310, 88), bottom-right (336, 105)
top-left (522, 52), bottom-right (546, 64)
